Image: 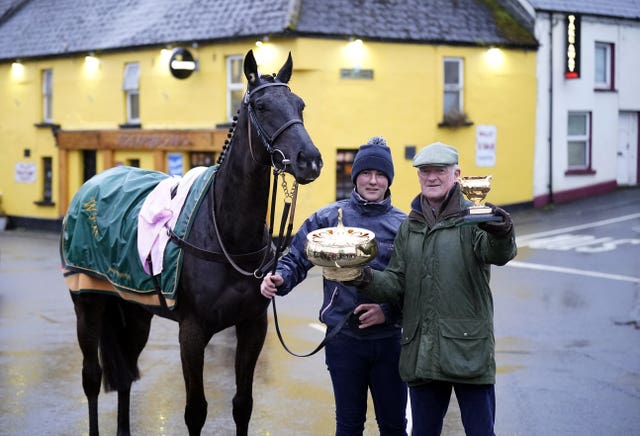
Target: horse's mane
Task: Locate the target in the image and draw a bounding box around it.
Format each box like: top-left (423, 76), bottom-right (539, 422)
top-left (260, 74), bottom-right (277, 82)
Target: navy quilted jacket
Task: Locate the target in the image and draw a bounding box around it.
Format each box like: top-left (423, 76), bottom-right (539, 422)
top-left (275, 190), bottom-right (407, 339)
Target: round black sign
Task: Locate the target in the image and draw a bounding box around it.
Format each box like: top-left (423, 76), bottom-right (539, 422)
top-left (169, 48), bottom-right (197, 79)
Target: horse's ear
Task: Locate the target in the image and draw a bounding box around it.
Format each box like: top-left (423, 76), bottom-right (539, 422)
top-left (275, 52), bottom-right (293, 84)
top-left (244, 50), bottom-right (259, 85)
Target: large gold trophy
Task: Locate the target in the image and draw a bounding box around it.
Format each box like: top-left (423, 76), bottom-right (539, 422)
top-left (457, 176), bottom-right (503, 225)
top-left (305, 208), bottom-right (378, 281)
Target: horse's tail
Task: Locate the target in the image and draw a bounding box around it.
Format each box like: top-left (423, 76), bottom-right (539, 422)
top-left (99, 298), bottom-right (148, 392)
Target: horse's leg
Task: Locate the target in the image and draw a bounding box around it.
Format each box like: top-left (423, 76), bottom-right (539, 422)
top-left (232, 310), bottom-right (268, 436)
top-left (114, 304), bottom-right (153, 436)
top-left (72, 293), bottom-right (107, 436)
top-left (179, 317), bottom-right (211, 436)
top-left (116, 388), bottom-right (131, 436)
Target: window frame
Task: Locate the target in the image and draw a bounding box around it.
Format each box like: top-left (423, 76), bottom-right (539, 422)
top-left (226, 55), bottom-right (245, 122)
top-left (565, 111), bottom-right (595, 175)
top-left (123, 62), bottom-right (140, 124)
top-left (42, 69), bottom-right (53, 123)
top-left (594, 42), bottom-right (615, 91)
top-left (443, 57), bottom-right (464, 116)
top-left (336, 149), bottom-right (358, 200)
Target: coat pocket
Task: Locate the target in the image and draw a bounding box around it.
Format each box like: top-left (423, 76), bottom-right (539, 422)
top-left (399, 320), bottom-right (421, 380)
top-left (438, 318), bottom-right (490, 378)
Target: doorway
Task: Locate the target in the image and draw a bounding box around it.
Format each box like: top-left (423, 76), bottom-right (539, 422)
top-left (617, 112), bottom-right (639, 186)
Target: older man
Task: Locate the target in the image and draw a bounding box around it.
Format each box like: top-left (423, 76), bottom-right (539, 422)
top-left (352, 141), bottom-right (517, 436)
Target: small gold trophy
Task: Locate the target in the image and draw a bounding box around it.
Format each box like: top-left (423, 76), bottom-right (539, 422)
top-left (457, 176), bottom-right (503, 225)
top-left (305, 208), bottom-right (378, 281)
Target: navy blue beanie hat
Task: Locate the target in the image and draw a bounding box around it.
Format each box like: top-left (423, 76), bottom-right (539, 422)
top-left (351, 136), bottom-right (395, 185)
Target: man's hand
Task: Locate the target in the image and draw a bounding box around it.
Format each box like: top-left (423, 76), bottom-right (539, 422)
top-left (260, 272), bottom-right (284, 299)
top-left (353, 303), bottom-right (386, 329)
top-left (478, 202), bottom-right (513, 237)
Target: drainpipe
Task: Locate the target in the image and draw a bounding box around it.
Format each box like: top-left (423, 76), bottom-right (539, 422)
top-left (548, 11), bottom-right (554, 205)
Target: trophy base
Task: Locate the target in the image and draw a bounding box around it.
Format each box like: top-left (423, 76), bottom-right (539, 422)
top-left (456, 207), bottom-right (504, 226)
top-left (322, 266), bottom-right (362, 281)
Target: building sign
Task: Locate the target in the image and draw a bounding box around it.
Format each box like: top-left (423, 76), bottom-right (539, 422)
top-left (565, 14), bottom-right (581, 79)
top-left (340, 68), bottom-right (374, 80)
top-left (55, 129), bottom-right (225, 152)
top-left (15, 162), bottom-right (37, 183)
top-left (476, 125), bottom-right (497, 167)
top-left (169, 48), bottom-right (198, 79)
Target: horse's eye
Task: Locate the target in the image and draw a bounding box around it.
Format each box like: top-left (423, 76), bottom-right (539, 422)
top-left (253, 102), bottom-right (267, 112)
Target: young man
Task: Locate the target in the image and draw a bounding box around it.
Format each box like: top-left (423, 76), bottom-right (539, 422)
top-left (352, 141), bottom-right (517, 436)
top-left (261, 136), bottom-right (408, 436)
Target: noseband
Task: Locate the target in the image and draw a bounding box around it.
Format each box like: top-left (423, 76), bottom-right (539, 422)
top-left (244, 82), bottom-right (303, 172)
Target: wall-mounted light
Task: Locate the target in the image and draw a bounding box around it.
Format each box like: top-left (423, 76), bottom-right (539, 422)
top-left (255, 36), bottom-right (269, 47)
top-left (484, 46), bottom-right (504, 68)
top-left (253, 37), bottom-right (275, 68)
top-left (84, 53), bottom-right (100, 74)
top-left (169, 47), bottom-right (198, 79)
top-left (345, 38), bottom-right (365, 70)
top-left (11, 59), bottom-right (25, 80)
top-left (11, 60), bottom-right (25, 79)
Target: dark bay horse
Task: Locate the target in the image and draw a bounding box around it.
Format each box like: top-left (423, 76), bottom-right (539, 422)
top-left (64, 50), bottom-right (322, 435)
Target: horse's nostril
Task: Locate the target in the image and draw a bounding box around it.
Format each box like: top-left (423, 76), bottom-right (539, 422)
top-left (295, 151), bottom-right (322, 179)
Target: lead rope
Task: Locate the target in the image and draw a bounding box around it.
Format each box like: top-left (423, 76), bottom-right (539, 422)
top-left (268, 173), bottom-right (322, 357)
top-left (269, 176), bottom-right (344, 357)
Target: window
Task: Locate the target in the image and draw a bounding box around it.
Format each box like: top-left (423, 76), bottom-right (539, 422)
top-left (336, 149), bottom-right (357, 200)
top-left (42, 157), bottom-right (53, 203)
top-left (83, 150), bottom-right (97, 182)
top-left (123, 62), bottom-right (140, 124)
top-left (42, 69), bottom-right (53, 123)
top-left (594, 42), bottom-right (614, 90)
top-left (190, 152), bottom-right (216, 168)
top-left (226, 55), bottom-right (244, 121)
top-left (566, 111), bottom-right (593, 172)
top-left (443, 58), bottom-right (463, 117)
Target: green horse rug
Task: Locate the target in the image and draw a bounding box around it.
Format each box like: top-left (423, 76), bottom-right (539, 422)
top-left (61, 165), bottom-right (217, 309)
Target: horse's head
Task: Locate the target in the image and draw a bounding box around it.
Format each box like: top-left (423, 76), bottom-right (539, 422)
top-left (242, 50), bottom-right (323, 184)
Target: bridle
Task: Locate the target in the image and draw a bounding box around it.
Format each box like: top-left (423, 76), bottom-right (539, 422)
top-left (171, 80), bottom-right (301, 279)
top-left (245, 82), bottom-right (303, 171)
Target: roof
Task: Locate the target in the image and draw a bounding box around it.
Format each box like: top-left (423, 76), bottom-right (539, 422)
top-left (528, 0), bottom-right (640, 19)
top-left (0, 0), bottom-right (537, 62)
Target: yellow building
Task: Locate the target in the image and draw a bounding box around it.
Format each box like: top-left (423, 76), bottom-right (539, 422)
top-left (0, 0), bottom-right (537, 230)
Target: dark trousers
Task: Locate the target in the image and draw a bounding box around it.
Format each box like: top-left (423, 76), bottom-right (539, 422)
top-left (409, 381), bottom-right (495, 436)
top-left (325, 332), bottom-right (408, 436)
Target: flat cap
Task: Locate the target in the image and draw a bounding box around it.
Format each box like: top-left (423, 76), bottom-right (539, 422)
top-left (412, 142), bottom-right (459, 167)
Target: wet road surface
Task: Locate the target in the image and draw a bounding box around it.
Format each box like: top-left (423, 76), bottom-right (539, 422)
top-left (0, 188), bottom-right (639, 435)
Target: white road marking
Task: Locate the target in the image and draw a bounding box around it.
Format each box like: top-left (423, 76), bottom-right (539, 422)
top-left (516, 212), bottom-right (640, 245)
top-left (508, 261), bottom-right (640, 283)
top-left (511, 212), bottom-right (640, 282)
top-left (309, 322), bottom-right (326, 332)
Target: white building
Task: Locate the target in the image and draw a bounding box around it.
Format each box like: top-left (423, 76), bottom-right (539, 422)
top-left (523, 0), bottom-right (640, 205)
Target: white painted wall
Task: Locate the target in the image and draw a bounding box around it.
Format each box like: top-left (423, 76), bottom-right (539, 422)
top-left (532, 12), bottom-right (640, 201)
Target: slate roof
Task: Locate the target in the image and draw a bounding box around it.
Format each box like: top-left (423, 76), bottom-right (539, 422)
top-left (0, 0), bottom-right (538, 62)
top-left (528, 0), bottom-right (640, 19)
